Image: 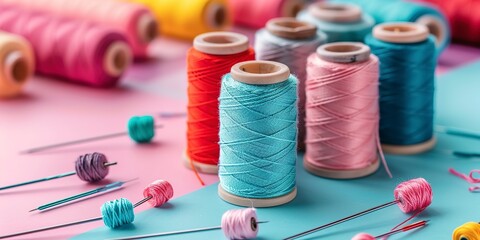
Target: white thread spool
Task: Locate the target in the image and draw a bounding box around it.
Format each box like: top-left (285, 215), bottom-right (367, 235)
top-left (372, 22), bottom-right (436, 155)
top-left (218, 60), bottom-right (297, 207)
top-left (304, 42), bottom-right (380, 179)
top-left (185, 32), bottom-right (249, 174)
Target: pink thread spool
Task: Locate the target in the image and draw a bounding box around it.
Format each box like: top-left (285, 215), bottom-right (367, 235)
top-left (0, 4), bottom-right (132, 87)
top-left (0, 31), bottom-right (34, 98)
top-left (372, 22), bottom-right (436, 155)
top-left (0, 0), bottom-right (157, 59)
top-left (229, 0), bottom-right (305, 29)
top-left (304, 42), bottom-right (381, 179)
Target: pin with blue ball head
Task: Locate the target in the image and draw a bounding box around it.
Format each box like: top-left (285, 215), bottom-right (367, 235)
top-left (21, 115), bottom-right (162, 154)
top-left (0, 152), bottom-right (116, 191)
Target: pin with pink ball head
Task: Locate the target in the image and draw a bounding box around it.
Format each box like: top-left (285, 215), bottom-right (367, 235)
top-left (284, 178), bottom-right (433, 239)
top-left (351, 220), bottom-right (428, 240)
top-left (0, 180), bottom-right (174, 239)
top-left (0, 152), bottom-right (117, 191)
top-left (108, 208), bottom-right (268, 240)
top-left (21, 115), bottom-right (162, 154)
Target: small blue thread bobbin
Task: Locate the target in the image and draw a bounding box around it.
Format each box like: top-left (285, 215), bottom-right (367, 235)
top-left (297, 2), bottom-right (374, 43)
top-left (101, 198), bottom-right (135, 229)
top-left (218, 60), bottom-right (298, 207)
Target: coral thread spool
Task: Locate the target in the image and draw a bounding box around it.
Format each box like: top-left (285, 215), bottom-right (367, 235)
top-left (185, 32), bottom-right (254, 175)
top-left (0, 32), bottom-right (34, 98)
top-left (256, 18), bottom-right (324, 150)
top-left (304, 42), bottom-right (380, 179)
top-left (218, 60), bottom-right (297, 207)
top-left (229, 0), bottom-right (305, 29)
top-left (297, 2), bottom-right (375, 43)
top-left (371, 22), bottom-right (436, 155)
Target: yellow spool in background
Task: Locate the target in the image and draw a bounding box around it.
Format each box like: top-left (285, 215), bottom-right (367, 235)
top-left (0, 31), bottom-right (34, 98)
top-left (453, 222), bottom-right (480, 240)
top-left (124, 0), bottom-right (231, 40)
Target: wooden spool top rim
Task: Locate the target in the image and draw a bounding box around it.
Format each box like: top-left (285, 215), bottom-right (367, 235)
top-left (230, 60), bottom-right (290, 85)
top-left (4, 51), bottom-right (30, 84)
top-left (266, 17), bottom-right (317, 39)
top-left (316, 42), bottom-right (371, 63)
top-left (373, 22), bottom-right (429, 43)
top-left (194, 31), bottom-right (249, 55)
top-left (308, 2), bottom-right (362, 23)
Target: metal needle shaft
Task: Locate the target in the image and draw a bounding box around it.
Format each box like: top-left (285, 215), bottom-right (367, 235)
top-left (283, 200), bottom-right (399, 240)
top-left (22, 125), bottom-right (163, 154)
top-left (0, 197), bottom-right (149, 239)
top-left (0, 162), bottom-right (117, 191)
top-left (374, 220), bottom-right (428, 238)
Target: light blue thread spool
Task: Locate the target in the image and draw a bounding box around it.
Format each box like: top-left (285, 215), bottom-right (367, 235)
top-left (101, 198), bottom-right (135, 228)
top-left (297, 2), bottom-right (375, 43)
top-left (255, 18), bottom-right (326, 150)
top-left (366, 22), bottom-right (437, 155)
top-left (218, 60), bottom-right (298, 207)
top-left (330, 0), bottom-right (450, 54)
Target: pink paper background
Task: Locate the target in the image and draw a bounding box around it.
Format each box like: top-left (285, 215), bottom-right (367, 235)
top-left (0, 33), bottom-right (479, 239)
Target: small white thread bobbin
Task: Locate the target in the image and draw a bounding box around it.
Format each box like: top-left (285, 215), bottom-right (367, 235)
top-left (308, 2), bottom-right (362, 23)
top-left (103, 41), bottom-right (132, 77)
top-left (304, 42), bottom-right (380, 179)
top-left (204, 1), bottom-right (230, 30)
top-left (184, 31), bottom-right (250, 174)
top-left (281, 0), bottom-right (305, 19)
top-left (266, 17), bottom-right (317, 39)
top-left (218, 60), bottom-right (297, 207)
top-left (373, 22), bottom-right (436, 155)
top-left (136, 13), bottom-right (158, 43)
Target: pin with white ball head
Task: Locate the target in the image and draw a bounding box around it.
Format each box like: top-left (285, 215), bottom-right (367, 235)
top-left (284, 178), bottom-right (433, 240)
top-left (0, 180), bottom-right (174, 239)
top-left (21, 115), bottom-right (162, 154)
top-left (0, 152), bottom-right (116, 191)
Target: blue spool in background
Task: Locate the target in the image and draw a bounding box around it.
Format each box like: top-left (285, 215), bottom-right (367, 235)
top-left (366, 22), bottom-right (436, 154)
top-left (297, 2), bottom-right (375, 43)
top-left (218, 60), bottom-right (298, 207)
top-left (330, 0), bottom-right (450, 54)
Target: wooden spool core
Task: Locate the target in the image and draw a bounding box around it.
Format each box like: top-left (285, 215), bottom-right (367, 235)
top-left (193, 31), bottom-right (249, 55)
top-left (4, 51), bottom-right (30, 85)
top-left (282, 0), bottom-right (305, 18)
top-left (316, 42), bottom-right (371, 63)
top-left (373, 22), bottom-right (429, 43)
top-left (183, 151), bottom-right (218, 174)
top-left (204, 1), bottom-right (229, 29)
top-left (266, 17), bottom-right (317, 39)
top-left (309, 2), bottom-right (362, 23)
top-left (218, 185), bottom-right (297, 207)
top-left (137, 13), bottom-right (158, 43)
top-left (416, 15), bottom-right (445, 47)
top-left (104, 41), bottom-right (132, 77)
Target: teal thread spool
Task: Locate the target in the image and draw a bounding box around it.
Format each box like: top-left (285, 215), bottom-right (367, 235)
top-left (101, 198), bottom-right (135, 228)
top-left (128, 115), bottom-right (155, 143)
top-left (366, 22), bottom-right (436, 155)
top-left (330, 0), bottom-right (449, 54)
top-left (218, 60), bottom-right (298, 207)
top-left (255, 17), bottom-right (326, 151)
top-left (297, 2), bottom-right (374, 43)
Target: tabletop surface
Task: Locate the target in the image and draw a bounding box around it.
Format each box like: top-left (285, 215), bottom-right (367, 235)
top-left (1, 28), bottom-right (480, 240)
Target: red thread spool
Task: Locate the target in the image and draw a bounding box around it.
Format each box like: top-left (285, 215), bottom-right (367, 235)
top-left (0, 4), bottom-right (131, 87)
top-left (419, 0), bottom-right (480, 45)
top-left (186, 32), bottom-right (255, 175)
top-left (229, 0), bottom-right (305, 28)
top-left (0, 0), bottom-right (157, 59)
